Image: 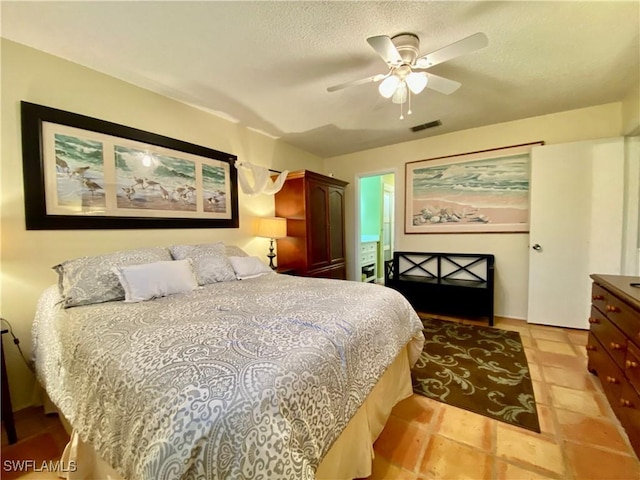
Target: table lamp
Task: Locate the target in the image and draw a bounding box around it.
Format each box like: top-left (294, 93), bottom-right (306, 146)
top-left (256, 217), bottom-right (287, 269)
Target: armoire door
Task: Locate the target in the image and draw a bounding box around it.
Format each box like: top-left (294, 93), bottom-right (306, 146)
top-left (527, 138), bottom-right (624, 328)
top-left (307, 180), bottom-right (330, 269)
top-left (328, 186), bottom-right (345, 264)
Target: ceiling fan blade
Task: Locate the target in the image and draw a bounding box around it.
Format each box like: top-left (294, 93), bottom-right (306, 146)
top-left (425, 73), bottom-right (462, 95)
top-left (327, 73), bottom-right (387, 93)
top-left (415, 32), bottom-right (488, 69)
top-left (366, 35), bottom-right (403, 66)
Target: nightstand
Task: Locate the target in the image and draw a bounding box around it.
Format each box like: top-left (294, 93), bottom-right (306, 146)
top-left (1, 328), bottom-right (17, 444)
top-left (276, 268), bottom-right (296, 275)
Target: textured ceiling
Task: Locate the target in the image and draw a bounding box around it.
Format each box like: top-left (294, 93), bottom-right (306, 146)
top-left (2, 1), bottom-right (639, 158)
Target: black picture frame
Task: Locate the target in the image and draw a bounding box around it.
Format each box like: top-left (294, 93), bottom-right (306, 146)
top-left (20, 101), bottom-right (239, 230)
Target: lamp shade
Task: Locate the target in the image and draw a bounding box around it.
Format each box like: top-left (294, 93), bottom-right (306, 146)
top-left (406, 72), bottom-right (428, 94)
top-left (256, 217), bottom-right (287, 239)
top-left (378, 75), bottom-right (401, 99)
top-left (391, 82), bottom-right (408, 104)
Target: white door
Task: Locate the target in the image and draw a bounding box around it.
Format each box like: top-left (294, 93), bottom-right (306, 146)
top-left (527, 138), bottom-right (624, 328)
top-left (382, 184), bottom-right (394, 262)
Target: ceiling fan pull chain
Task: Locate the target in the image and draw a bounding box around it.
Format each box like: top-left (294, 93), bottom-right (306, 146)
top-left (407, 90), bottom-right (413, 116)
top-left (399, 100), bottom-right (404, 120)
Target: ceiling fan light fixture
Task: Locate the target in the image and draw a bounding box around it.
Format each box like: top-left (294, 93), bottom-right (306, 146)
top-left (378, 75), bottom-right (400, 98)
top-left (406, 72), bottom-right (428, 94)
top-left (327, 31), bottom-right (487, 121)
top-left (391, 82), bottom-right (408, 104)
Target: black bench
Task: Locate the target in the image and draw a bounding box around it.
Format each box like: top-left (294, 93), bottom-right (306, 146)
top-left (384, 252), bottom-right (495, 326)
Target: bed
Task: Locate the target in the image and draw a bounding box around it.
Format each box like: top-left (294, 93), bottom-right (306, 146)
top-left (32, 243), bottom-right (424, 480)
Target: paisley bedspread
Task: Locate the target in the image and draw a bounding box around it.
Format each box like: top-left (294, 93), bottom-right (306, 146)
top-left (33, 274), bottom-right (424, 480)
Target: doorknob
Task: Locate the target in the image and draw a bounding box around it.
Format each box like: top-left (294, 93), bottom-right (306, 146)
top-left (532, 244), bottom-right (542, 251)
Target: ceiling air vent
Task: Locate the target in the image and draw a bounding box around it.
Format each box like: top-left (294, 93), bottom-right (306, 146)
top-left (410, 120), bottom-right (442, 132)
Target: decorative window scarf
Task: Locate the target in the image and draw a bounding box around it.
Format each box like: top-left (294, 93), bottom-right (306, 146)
top-left (235, 161), bottom-right (288, 195)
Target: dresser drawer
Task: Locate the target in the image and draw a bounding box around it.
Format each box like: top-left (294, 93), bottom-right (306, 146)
top-left (605, 295), bottom-right (640, 349)
top-left (361, 253), bottom-right (376, 266)
top-left (619, 381), bottom-right (640, 458)
top-left (589, 306), bottom-right (628, 370)
top-left (588, 304), bottom-right (607, 331)
top-left (360, 242), bottom-right (377, 254)
top-left (587, 333), bottom-right (624, 412)
top-left (626, 342), bottom-right (640, 395)
top-left (592, 283), bottom-right (609, 314)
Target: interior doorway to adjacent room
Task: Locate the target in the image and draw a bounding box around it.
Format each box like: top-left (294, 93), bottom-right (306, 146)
top-left (357, 172), bottom-right (395, 284)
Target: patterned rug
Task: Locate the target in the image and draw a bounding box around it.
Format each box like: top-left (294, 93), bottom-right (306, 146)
top-left (412, 317), bottom-right (540, 433)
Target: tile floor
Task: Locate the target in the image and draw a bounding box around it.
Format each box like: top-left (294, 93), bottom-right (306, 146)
top-left (366, 317), bottom-right (640, 479)
top-left (2, 317), bottom-right (639, 479)
top-left (1, 406), bottom-right (69, 480)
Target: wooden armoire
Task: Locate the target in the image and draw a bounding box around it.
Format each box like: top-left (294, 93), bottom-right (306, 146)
top-left (274, 170), bottom-right (348, 279)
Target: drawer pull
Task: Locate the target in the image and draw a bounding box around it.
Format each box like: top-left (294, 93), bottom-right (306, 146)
top-left (626, 360), bottom-right (638, 369)
top-left (609, 342), bottom-right (624, 351)
top-left (586, 345), bottom-right (596, 351)
top-left (605, 376), bottom-right (619, 384)
top-left (588, 317), bottom-right (600, 324)
top-left (620, 399), bottom-right (634, 408)
top-left (606, 305), bottom-right (621, 313)
top-left (592, 294), bottom-right (604, 300)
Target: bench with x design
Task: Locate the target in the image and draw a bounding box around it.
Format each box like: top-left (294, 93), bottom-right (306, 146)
top-left (385, 251), bottom-right (495, 326)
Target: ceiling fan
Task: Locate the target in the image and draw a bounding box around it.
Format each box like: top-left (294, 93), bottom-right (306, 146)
top-left (327, 32), bottom-right (488, 118)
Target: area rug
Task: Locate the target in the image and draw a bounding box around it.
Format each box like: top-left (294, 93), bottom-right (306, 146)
top-left (412, 317), bottom-right (540, 433)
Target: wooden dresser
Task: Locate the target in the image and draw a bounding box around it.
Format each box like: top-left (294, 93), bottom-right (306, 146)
top-left (274, 170), bottom-right (348, 279)
top-left (587, 274), bottom-right (640, 457)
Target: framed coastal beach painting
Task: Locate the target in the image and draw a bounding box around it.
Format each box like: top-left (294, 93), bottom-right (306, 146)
top-left (20, 102), bottom-right (238, 230)
top-left (405, 142), bottom-right (544, 234)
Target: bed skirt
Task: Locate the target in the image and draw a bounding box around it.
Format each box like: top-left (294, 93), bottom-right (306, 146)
top-left (57, 345), bottom-right (413, 480)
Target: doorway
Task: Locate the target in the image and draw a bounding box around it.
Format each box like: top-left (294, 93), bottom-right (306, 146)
top-left (357, 172), bottom-right (395, 284)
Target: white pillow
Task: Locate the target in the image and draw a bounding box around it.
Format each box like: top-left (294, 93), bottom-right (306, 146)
top-left (112, 259), bottom-right (198, 303)
top-left (228, 256), bottom-right (274, 280)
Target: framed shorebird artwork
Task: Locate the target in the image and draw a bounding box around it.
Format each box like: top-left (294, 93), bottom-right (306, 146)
top-left (20, 101), bottom-right (238, 230)
top-left (405, 141), bottom-right (544, 234)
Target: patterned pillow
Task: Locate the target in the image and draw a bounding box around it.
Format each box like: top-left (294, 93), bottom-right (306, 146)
top-left (53, 247), bottom-right (173, 308)
top-left (225, 244), bottom-right (248, 257)
top-left (169, 243), bottom-right (237, 285)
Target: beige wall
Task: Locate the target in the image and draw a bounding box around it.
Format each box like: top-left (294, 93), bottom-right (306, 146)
top-left (622, 82), bottom-right (640, 135)
top-left (324, 103), bottom-right (626, 322)
top-left (0, 40), bottom-right (323, 409)
top-left (2, 38), bottom-right (637, 411)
